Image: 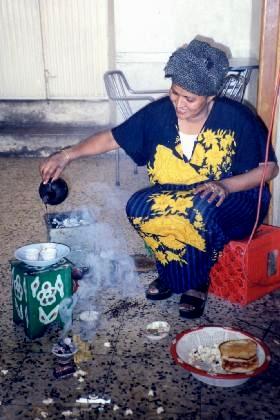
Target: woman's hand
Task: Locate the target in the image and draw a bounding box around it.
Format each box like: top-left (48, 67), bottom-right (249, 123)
top-left (40, 150), bottom-right (70, 184)
top-left (39, 131), bottom-right (120, 184)
top-left (194, 181), bottom-right (229, 207)
top-left (194, 162), bottom-right (279, 205)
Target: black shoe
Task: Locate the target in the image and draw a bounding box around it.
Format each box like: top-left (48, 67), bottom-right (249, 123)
top-left (179, 289), bottom-right (207, 319)
top-left (145, 278), bottom-right (172, 301)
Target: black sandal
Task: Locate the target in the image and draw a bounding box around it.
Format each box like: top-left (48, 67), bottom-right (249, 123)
top-left (179, 289), bottom-right (207, 319)
top-left (145, 278), bottom-right (172, 301)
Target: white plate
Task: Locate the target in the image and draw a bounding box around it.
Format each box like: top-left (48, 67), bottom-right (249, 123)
top-left (170, 326), bottom-right (271, 387)
top-left (145, 321), bottom-right (170, 341)
top-left (79, 310), bottom-right (99, 322)
top-left (15, 242), bottom-right (70, 268)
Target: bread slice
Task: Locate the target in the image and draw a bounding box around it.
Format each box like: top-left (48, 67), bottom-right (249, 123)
top-left (219, 339), bottom-right (258, 373)
top-left (219, 339), bottom-right (257, 360)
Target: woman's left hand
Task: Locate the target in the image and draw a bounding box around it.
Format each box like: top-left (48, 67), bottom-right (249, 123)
top-left (194, 181), bottom-right (229, 207)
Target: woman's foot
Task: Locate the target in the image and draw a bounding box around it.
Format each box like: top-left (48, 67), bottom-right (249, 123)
top-left (179, 289), bottom-right (208, 318)
top-left (145, 278), bottom-right (172, 300)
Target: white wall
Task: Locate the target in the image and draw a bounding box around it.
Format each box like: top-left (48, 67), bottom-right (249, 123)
top-left (114, 0), bottom-right (262, 104)
top-left (0, 0), bottom-right (46, 99)
top-left (0, 0), bottom-right (109, 99)
top-left (0, 0), bottom-right (262, 102)
top-left (0, 0), bottom-right (262, 107)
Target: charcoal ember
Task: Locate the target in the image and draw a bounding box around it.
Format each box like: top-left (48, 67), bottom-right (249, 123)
top-left (57, 338), bottom-right (73, 354)
top-left (52, 337), bottom-right (77, 357)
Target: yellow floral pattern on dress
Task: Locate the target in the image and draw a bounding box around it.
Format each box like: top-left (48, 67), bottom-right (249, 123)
top-left (175, 141), bottom-right (184, 158)
top-left (149, 192), bottom-right (193, 215)
top-left (190, 143), bottom-right (205, 167)
top-left (147, 128), bottom-right (236, 185)
top-left (147, 145), bottom-right (208, 185)
top-left (193, 129), bottom-right (236, 178)
top-left (133, 128), bottom-right (236, 266)
top-left (130, 191), bottom-right (206, 265)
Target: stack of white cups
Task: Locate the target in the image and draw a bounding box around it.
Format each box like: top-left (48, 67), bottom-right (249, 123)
top-left (40, 244), bottom-right (57, 261)
top-left (24, 248), bottom-right (40, 261)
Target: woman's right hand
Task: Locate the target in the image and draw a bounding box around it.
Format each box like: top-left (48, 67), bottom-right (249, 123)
top-left (40, 150), bottom-right (70, 184)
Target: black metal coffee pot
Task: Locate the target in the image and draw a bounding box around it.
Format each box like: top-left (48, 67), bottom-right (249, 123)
top-left (39, 178), bottom-right (68, 205)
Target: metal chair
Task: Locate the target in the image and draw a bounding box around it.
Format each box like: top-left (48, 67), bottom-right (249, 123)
top-left (104, 70), bottom-right (168, 185)
top-left (218, 71), bottom-right (249, 102)
top-left (219, 58), bottom-right (258, 103)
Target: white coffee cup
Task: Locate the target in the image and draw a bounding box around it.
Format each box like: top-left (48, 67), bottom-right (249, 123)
top-left (43, 243), bottom-right (57, 249)
top-left (25, 248), bottom-right (40, 261)
top-left (40, 247), bottom-right (57, 261)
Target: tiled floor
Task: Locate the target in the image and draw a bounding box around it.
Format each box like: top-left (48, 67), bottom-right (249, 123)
top-left (0, 155), bottom-right (280, 420)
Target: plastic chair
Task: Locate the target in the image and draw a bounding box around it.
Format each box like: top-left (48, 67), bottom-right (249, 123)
top-left (104, 70), bottom-right (168, 185)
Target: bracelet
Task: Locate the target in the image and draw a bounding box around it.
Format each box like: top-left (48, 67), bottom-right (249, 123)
top-left (61, 149), bottom-right (71, 162)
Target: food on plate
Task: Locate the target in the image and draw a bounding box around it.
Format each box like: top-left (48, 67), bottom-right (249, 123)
top-left (219, 339), bottom-right (258, 373)
top-left (188, 344), bottom-right (222, 373)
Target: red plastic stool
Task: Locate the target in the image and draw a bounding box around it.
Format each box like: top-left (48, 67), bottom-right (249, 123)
top-left (209, 224), bottom-right (280, 305)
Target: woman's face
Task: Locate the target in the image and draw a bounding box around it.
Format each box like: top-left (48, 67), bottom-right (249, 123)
top-left (169, 83), bottom-right (213, 121)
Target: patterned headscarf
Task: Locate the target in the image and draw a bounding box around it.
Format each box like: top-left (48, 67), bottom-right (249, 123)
top-left (164, 39), bottom-right (229, 96)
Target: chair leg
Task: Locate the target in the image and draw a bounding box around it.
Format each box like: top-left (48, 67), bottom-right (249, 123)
top-left (116, 149), bottom-right (120, 186)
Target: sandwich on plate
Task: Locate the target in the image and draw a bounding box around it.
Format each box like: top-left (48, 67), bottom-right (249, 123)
top-left (219, 339), bottom-right (258, 373)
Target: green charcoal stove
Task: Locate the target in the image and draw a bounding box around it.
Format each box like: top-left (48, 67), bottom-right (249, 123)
top-left (11, 259), bottom-right (72, 339)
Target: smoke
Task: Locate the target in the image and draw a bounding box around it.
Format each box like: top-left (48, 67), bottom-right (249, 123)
top-left (57, 183), bottom-right (144, 342)
top-left (58, 295), bottom-right (78, 338)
